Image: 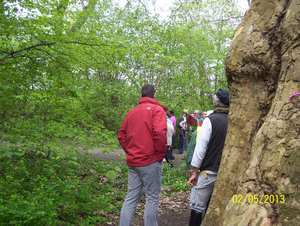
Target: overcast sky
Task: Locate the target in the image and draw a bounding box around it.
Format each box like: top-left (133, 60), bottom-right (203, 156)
top-left (152, 0), bottom-right (250, 10)
top-left (117, 0), bottom-right (250, 19)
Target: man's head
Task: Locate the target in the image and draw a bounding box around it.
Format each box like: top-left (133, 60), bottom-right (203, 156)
top-left (182, 109), bottom-right (188, 117)
top-left (214, 88), bottom-right (229, 108)
top-left (194, 110), bottom-right (201, 118)
top-left (141, 84), bottom-right (156, 98)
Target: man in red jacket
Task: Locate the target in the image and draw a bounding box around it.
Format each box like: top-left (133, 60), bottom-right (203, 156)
top-left (118, 84), bottom-right (167, 226)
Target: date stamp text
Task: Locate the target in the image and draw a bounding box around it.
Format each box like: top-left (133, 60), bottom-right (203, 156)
top-left (232, 194), bottom-right (285, 204)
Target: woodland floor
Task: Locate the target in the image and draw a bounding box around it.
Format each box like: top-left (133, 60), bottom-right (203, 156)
top-left (88, 148), bottom-right (191, 226)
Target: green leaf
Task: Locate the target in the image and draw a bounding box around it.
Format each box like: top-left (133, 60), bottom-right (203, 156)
top-left (106, 170), bottom-right (117, 179)
top-left (114, 166), bottom-right (122, 173)
top-left (0, 146), bottom-right (9, 151)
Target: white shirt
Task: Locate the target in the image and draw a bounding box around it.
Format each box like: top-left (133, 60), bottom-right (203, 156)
top-left (166, 121), bottom-right (174, 145)
top-left (191, 117), bottom-right (217, 175)
top-left (179, 116), bottom-right (186, 127)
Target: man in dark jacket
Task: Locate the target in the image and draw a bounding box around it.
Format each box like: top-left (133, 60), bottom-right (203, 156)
top-left (187, 88), bottom-right (229, 226)
top-left (118, 84), bottom-right (167, 226)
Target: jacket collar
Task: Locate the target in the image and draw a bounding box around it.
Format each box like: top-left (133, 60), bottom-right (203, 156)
top-left (139, 97), bottom-right (168, 112)
top-left (213, 108), bottom-right (229, 114)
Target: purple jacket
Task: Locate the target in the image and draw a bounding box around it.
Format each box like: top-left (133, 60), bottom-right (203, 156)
top-left (169, 116), bottom-right (176, 134)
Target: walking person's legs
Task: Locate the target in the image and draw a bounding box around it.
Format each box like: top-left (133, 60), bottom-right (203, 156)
top-left (140, 161), bottom-right (163, 226)
top-left (185, 132), bottom-right (189, 151)
top-left (172, 133), bottom-right (175, 147)
top-left (182, 130), bottom-right (186, 154)
top-left (166, 146), bottom-right (174, 167)
top-left (179, 134), bottom-right (183, 153)
top-left (165, 157), bottom-right (171, 165)
top-left (119, 166), bottom-right (143, 226)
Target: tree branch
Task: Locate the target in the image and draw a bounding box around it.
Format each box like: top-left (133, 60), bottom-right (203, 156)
top-left (0, 42), bottom-right (56, 64)
top-left (0, 49), bottom-right (14, 65)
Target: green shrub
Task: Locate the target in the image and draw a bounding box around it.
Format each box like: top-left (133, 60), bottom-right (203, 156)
top-left (0, 152), bottom-right (126, 225)
top-left (0, 150), bottom-right (189, 225)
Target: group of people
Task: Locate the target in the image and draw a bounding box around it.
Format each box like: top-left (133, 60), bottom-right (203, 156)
top-left (177, 108), bottom-right (213, 155)
top-left (118, 84), bottom-right (229, 226)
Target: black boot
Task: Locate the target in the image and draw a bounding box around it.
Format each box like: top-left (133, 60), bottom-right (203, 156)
top-left (189, 210), bottom-right (202, 226)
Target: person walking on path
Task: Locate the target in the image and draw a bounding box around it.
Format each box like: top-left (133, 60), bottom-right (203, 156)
top-left (166, 115), bottom-right (175, 167)
top-left (178, 109), bottom-right (188, 154)
top-left (118, 84), bottom-right (168, 226)
top-left (187, 88), bottom-right (230, 226)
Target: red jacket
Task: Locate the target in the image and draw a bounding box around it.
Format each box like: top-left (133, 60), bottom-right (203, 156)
top-left (118, 97), bottom-right (167, 167)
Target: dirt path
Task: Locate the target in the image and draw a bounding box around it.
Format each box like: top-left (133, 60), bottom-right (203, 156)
top-left (88, 148), bottom-right (187, 169)
top-left (88, 147), bottom-right (191, 226)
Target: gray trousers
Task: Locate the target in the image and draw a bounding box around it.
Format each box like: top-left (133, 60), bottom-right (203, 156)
top-left (190, 172), bottom-right (217, 213)
top-left (119, 161), bottom-right (163, 226)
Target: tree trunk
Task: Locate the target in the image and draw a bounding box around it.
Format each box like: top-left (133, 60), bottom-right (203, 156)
top-left (203, 0), bottom-right (300, 225)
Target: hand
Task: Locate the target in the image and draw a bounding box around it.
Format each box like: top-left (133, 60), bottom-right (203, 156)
top-left (188, 174), bottom-right (197, 188)
top-left (188, 169), bottom-right (199, 188)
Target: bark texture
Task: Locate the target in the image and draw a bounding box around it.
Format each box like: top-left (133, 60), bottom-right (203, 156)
top-left (203, 0), bottom-right (300, 225)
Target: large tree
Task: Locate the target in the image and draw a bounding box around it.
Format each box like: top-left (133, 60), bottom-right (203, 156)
top-left (204, 0), bottom-right (300, 225)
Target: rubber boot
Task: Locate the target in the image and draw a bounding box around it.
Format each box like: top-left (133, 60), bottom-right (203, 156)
top-left (189, 210), bottom-right (202, 226)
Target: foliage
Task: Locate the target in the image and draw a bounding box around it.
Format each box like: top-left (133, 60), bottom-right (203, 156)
top-left (0, 149), bottom-right (190, 225)
top-left (162, 164), bottom-right (190, 191)
top-left (0, 1), bottom-right (245, 224)
top-left (0, 1), bottom-right (245, 153)
top-left (0, 152), bottom-right (127, 225)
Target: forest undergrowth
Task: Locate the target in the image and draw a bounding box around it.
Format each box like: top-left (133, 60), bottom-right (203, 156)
top-left (0, 150), bottom-right (190, 225)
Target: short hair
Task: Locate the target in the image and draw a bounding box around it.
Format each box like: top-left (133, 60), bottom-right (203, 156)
top-left (214, 94), bottom-right (229, 108)
top-left (166, 111), bottom-right (171, 118)
top-left (141, 84), bottom-right (155, 98)
top-left (169, 109), bottom-right (174, 116)
top-left (195, 110), bottom-right (201, 116)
